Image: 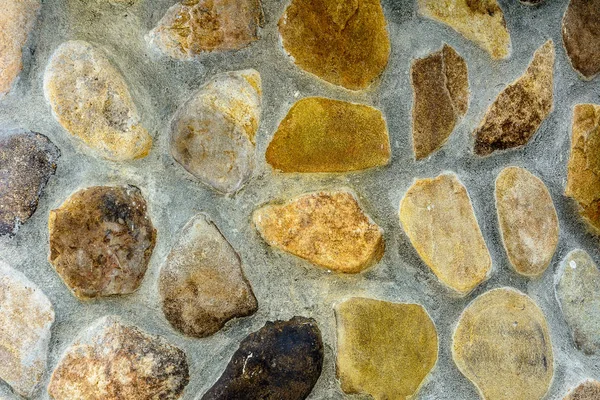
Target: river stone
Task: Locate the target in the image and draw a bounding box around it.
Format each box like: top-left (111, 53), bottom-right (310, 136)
top-left (562, 0), bottom-right (600, 80)
top-left (278, 0), bottom-right (390, 90)
top-left (453, 288), bottom-right (554, 400)
top-left (495, 167), bottom-right (558, 277)
top-left (473, 40), bottom-right (555, 156)
top-left (564, 380), bottom-right (600, 400)
top-left (335, 298), bottom-right (438, 400)
top-left (43, 40), bottom-right (152, 161)
top-left (399, 173), bottom-right (491, 296)
top-left (48, 316), bottom-right (189, 400)
top-left (266, 97), bottom-right (390, 173)
top-left (202, 316), bottom-right (323, 400)
top-left (48, 185), bottom-right (156, 299)
top-left (0, 130), bottom-right (60, 236)
top-left (411, 44), bottom-right (469, 160)
top-left (253, 191), bottom-right (384, 273)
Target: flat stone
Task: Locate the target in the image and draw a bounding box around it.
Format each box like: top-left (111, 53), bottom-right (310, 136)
top-left (495, 166), bottom-right (558, 277)
top-left (278, 0), bottom-right (390, 90)
top-left (473, 40), bottom-right (555, 156)
top-left (48, 185), bottom-right (156, 299)
top-left (452, 288), bottom-right (554, 400)
top-left (159, 213), bottom-right (257, 338)
top-left (48, 316), bottom-right (189, 400)
top-left (562, 0), bottom-right (600, 80)
top-left (564, 380), bottom-right (600, 400)
top-left (171, 69), bottom-right (261, 194)
top-left (335, 298), bottom-right (438, 400)
top-left (411, 44), bottom-right (469, 160)
top-left (253, 191), bottom-right (384, 273)
top-left (266, 97), bottom-right (390, 172)
top-left (0, 130), bottom-right (60, 236)
top-left (43, 40), bottom-right (152, 161)
top-left (202, 316), bottom-right (323, 400)
top-left (399, 173), bottom-right (491, 295)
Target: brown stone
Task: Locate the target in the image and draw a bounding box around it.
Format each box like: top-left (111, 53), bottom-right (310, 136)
top-left (564, 380), bottom-right (600, 400)
top-left (562, 0), bottom-right (600, 80)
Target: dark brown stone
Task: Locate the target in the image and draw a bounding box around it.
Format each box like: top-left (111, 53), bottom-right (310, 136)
top-left (564, 380), bottom-right (600, 400)
top-left (562, 0), bottom-right (600, 80)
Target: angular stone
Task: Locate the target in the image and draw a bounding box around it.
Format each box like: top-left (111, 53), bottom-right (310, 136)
top-left (171, 69), bottom-right (261, 194)
top-left (452, 288), bottom-right (554, 400)
top-left (266, 97), bottom-right (390, 173)
top-left (48, 317), bottom-right (189, 400)
top-left (335, 298), bottom-right (438, 400)
top-left (48, 185), bottom-right (156, 299)
top-left (495, 167), bottom-right (558, 277)
top-left (399, 173), bottom-right (491, 295)
top-left (159, 213), bottom-right (257, 338)
top-left (202, 317), bottom-right (323, 400)
top-left (411, 44), bottom-right (469, 160)
top-left (0, 130), bottom-right (60, 236)
top-left (43, 40), bottom-right (152, 161)
top-left (253, 191), bottom-right (384, 273)
top-left (562, 0), bottom-right (600, 80)
top-left (473, 40), bottom-right (555, 156)
top-left (564, 380), bottom-right (600, 400)
top-left (278, 0), bottom-right (390, 90)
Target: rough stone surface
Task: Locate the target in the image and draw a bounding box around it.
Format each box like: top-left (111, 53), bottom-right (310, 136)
top-left (43, 40), bottom-right (152, 161)
top-left (335, 297), bottom-right (438, 400)
top-left (562, 0), bottom-right (600, 80)
top-left (399, 173), bottom-right (491, 295)
top-left (452, 288), bottom-right (554, 400)
top-left (564, 380), bottom-right (600, 400)
top-left (48, 185), bottom-right (156, 299)
top-left (253, 191), bottom-right (384, 273)
top-left (202, 316), bottom-right (323, 400)
top-left (266, 97), bottom-right (390, 173)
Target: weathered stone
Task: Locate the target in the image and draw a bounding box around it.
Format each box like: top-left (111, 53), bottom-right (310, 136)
top-left (253, 191), bottom-right (384, 273)
top-left (48, 185), bottom-right (156, 299)
top-left (495, 167), bottom-right (558, 277)
top-left (411, 44), bottom-right (469, 160)
top-left (171, 69), bottom-right (261, 194)
top-left (266, 97), bottom-right (390, 173)
top-left (452, 288), bottom-right (554, 400)
top-left (48, 316), bottom-right (189, 400)
top-left (335, 298), bottom-right (438, 400)
top-left (44, 40), bottom-right (152, 161)
top-left (278, 0), bottom-right (390, 90)
top-left (0, 130), bottom-right (60, 236)
top-left (473, 40), bottom-right (555, 156)
top-left (202, 317), bottom-right (323, 400)
top-left (399, 173), bottom-right (491, 295)
top-left (564, 380), bottom-right (600, 400)
top-left (562, 0), bottom-right (600, 80)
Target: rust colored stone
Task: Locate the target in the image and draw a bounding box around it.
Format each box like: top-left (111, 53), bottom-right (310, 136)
top-left (564, 380), bottom-right (600, 400)
top-left (562, 0), bottom-right (600, 80)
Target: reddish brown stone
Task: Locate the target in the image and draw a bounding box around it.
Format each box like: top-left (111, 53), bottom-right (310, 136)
top-left (564, 380), bottom-right (600, 400)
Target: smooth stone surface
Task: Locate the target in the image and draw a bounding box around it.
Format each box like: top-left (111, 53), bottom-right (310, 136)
top-left (278, 0), bottom-right (390, 90)
top-left (473, 40), bottom-right (555, 156)
top-left (253, 190), bottom-right (384, 273)
top-left (562, 0), bottom-right (600, 80)
top-left (202, 317), bottom-right (323, 400)
top-left (564, 380), bottom-right (600, 400)
top-left (495, 166), bottom-right (558, 277)
top-left (266, 97), bottom-right (390, 173)
top-left (0, 130), bottom-right (60, 236)
top-left (44, 40), bottom-right (152, 161)
top-left (399, 173), bottom-right (491, 295)
top-left (453, 288), bottom-right (554, 400)
top-left (335, 298), bottom-right (438, 400)
top-left (48, 185), bottom-right (156, 299)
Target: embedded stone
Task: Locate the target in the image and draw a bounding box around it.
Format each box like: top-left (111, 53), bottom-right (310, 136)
top-left (266, 97), bottom-right (390, 173)
top-left (48, 185), bottom-right (156, 299)
top-left (253, 191), bottom-right (384, 273)
top-left (278, 0), bottom-right (390, 90)
top-left (452, 288), bottom-right (554, 400)
top-left (43, 40), bottom-right (152, 161)
top-left (202, 317), bottom-right (323, 400)
top-left (399, 173), bottom-right (491, 295)
top-left (564, 380), bottom-right (600, 400)
top-left (562, 0), bottom-right (600, 80)
top-left (335, 298), bottom-right (438, 400)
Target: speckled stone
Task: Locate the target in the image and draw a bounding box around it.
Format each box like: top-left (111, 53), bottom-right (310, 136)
top-left (562, 0), bottom-right (600, 80)
top-left (564, 380), bottom-right (600, 400)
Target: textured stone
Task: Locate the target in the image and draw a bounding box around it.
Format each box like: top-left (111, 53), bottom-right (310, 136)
top-left (453, 288), bottom-right (554, 400)
top-left (564, 380), bottom-right (600, 400)
top-left (266, 97), bottom-right (390, 173)
top-left (473, 40), bottom-right (555, 156)
top-left (44, 40), bottom-right (152, 161)
top-left (48, 185), bottom-right (156, 299)
top-left (335, 298), bottom-right (438, 400)
top-left (202, 317), bottom-right (323, 400)
top-left (399, 173), bottom-right (491, 295)
top-left (278, 0), bottom-right (390, 90)
top-left (253, 191), bottom-right (384, 273)
top-left (562, 0), bottom-right (600, 80)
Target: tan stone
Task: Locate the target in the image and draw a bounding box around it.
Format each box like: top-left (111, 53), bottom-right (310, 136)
top-left (564, 380), bottom-right (600, 400)
top-left (562, 0), bottom-right (600, 80)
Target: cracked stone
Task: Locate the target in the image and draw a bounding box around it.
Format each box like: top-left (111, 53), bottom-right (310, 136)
top-left (562, 0), bottom-right (600, 80)
top-left (564, 380), bottom-right (600, 400)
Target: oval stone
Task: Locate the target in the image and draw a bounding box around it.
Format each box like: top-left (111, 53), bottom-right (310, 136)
top-left (564, 380), bottom-right (600, 400)
top-left (562, 0), bottom-right (600, 80)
